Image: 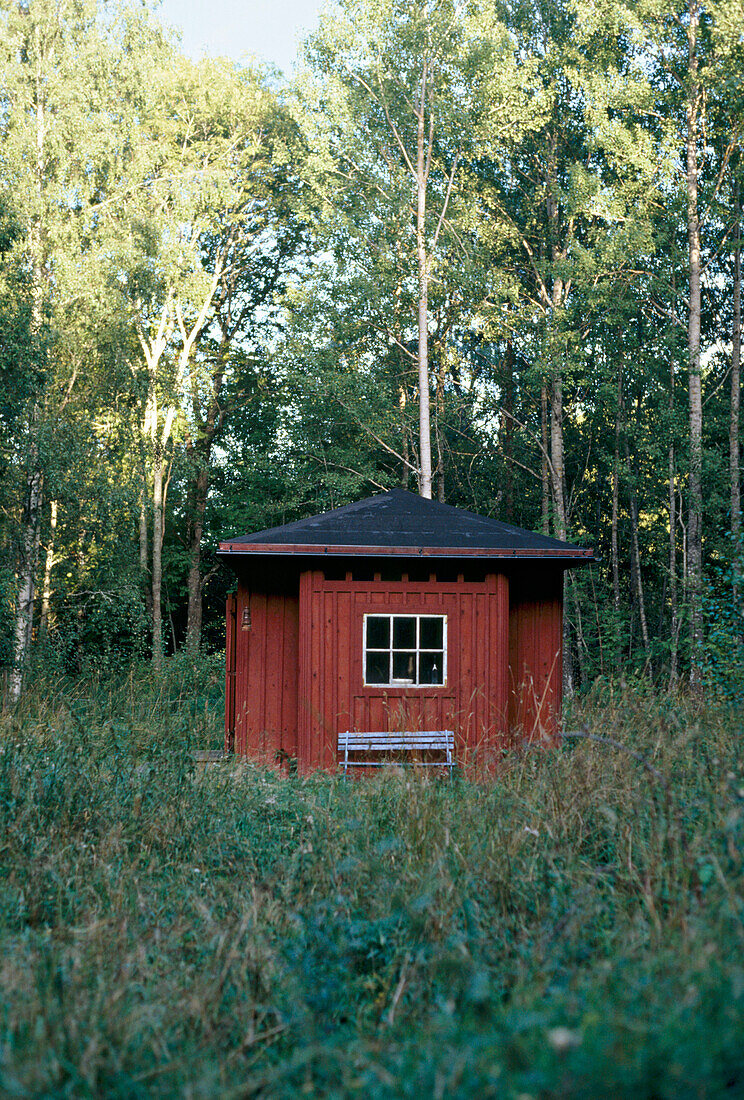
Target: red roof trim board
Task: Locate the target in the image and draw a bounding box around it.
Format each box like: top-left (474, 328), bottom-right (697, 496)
top-left (219, 541), bottom-right (594, 560)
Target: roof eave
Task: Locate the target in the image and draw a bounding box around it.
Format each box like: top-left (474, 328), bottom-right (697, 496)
top-left (218, 541), bottom-right (596, 562)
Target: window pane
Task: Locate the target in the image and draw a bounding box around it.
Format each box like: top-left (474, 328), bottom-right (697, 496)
top-left (392, 617), bottom-right (416, 648)
top-left (366, 616), bottom-right (390, 649)
top-left (366, 650), bottom-right (390, 684)
top-left (419, 651), bottom-right (444, 685)
top-left (419, 617), bottom-right (443, 649)
top-left (392, 651), bottom-right (416, 681)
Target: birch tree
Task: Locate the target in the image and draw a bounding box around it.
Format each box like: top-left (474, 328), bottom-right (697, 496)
top-left (302, 0), bottom-right (529, 497)
top-left (113, 57), bottom-right (303, 663)
top-left (0, 0), bottom-right (165, 698)
top-left (732, 173), bottom-right (742, 543)
top-left (634, 0), bottom-right (743, 682)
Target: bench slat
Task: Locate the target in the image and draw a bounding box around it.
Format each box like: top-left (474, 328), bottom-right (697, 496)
top-left (339, 731), bottom-right (453, 741)
top-left (338, 730), bottom-right (451, 739)
top-left (345, 746), bottom-right (448, 752)
top-left (343, 761), bottom-right (450, 767)
top-left (338, 731), bottom-right (454, 739)
top-left (342, 738), bottom-right (450, 744)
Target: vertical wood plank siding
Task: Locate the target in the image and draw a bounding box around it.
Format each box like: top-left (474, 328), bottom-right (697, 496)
top-left (298, 571), bottom-right (509, 773)
top-left (232, 582), bottom-right (300, 765)
top-left (224, 594), bottom-right (237, 752)
top-left (508, 569), bottom-right (563, 739)
top-left (228, 566), bottom-right (563, 771)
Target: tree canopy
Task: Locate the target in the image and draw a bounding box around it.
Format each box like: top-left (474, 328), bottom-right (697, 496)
top-left (1, 0), bottom-right (742, 696)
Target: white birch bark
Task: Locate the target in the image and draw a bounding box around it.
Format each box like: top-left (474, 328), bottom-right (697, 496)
top-left (415, 62), bottom-right (433, 499)
top-left (686, 0), bottom-right (704, 687)
top-left (731, 181), bottom-right (741, 542)
top-left (39, 499), bottom-right (57, 640)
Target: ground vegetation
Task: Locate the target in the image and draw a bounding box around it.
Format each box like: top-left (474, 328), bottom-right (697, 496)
top-left (0, 677), bottom-right (741, 1096)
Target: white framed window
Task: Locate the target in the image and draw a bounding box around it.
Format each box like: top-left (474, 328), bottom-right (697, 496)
top-left (363, 613), bottom-right (447, 687)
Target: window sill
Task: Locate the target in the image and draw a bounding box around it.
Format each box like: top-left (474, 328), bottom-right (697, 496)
top-left (360, 683), bottom-right (450, 694)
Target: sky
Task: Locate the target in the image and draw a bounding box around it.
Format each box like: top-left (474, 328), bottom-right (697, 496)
top-left (156, 0), bottom-right (325, 74)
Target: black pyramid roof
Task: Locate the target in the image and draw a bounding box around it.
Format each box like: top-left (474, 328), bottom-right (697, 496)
top-left (219, 489), bottom-right (594, 563)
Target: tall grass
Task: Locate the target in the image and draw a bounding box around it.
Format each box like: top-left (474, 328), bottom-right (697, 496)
top-left (0, 674), bottom-right (742, 1097)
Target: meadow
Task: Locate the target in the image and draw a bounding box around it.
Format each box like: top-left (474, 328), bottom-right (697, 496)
top-left (0, 667), bottom-right (742, 1098)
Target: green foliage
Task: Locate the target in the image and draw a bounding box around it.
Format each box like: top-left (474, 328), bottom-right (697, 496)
top-left (0, 0), bottom-right (741, 688)
top-left (1, 684), bottom-right (742, 1095)
top-left (701, 537), bottom-right (744, 700)
top-left (39, 584), bottom-right (150, 675)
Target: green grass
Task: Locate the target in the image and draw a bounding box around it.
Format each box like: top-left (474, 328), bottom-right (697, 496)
top-left (0, 672), bottom-right (742, 1097)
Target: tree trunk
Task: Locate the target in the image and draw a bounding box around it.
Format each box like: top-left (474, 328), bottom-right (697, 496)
top-left (549, 366), bottom-right (567, 541)
top-left (623, 432), bottom-right (651, 665)
top-left (611, 363), bottom-right (622, 617)
top-left (10, 463), bottom-right (43, 701)
top-left (686, 1), bottom-right (704, 686)
top-left (416, 63), bottom-right (432, 499)
top-left (549, 346), bottom-right (573, 694)
top-left (26, 483), bottom-right (42, 657)
top-left (544, 135), bottom-right (568, 544)
top-left (435, 355), bottom-right (446, 502)
top-left (731, 179), bottom-right (741, 542)
top-left (39, 498), bottom-right (57, 640)
top-left (139, 481), bottom-right (152, 616)
top-left (399, 386), bottom-right (410, 487)
top-left (541, 380), bottom-right (550, 535)
top-left (611, 359), bottom-right (622, 670)
top-left (547, 245), bottom-right (568, 541)
top-left (183, 336), bottom-right (228, 651)
top-left (10, 23), bottom-right (46, 702)
top-left (151, 444), bottom-right (164, 671)
top-left (569, 574), bottom-right (589, 690)
top-left (502, 339), bottom-right (514, 521)
top-left (547, 223), bottom-right (571, 688)
top-left (436, 434), bottom-right (445, 502)
top-left (185, 461), bottom-right (210, 652)
top-left (669, 375), bottom-right (679, 687)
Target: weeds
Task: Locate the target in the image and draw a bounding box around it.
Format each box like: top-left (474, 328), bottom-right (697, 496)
top-left (0, 676), bottom-right (742, 1097)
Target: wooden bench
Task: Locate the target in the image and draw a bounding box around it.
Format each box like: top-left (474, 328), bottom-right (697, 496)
top-left (338, 731), bottom-right (455, 775)
top-left (192, 750), bottom-right (230, 766)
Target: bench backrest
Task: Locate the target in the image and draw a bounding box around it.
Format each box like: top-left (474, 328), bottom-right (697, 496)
top-left (338, 731), bottom-right (454, 751)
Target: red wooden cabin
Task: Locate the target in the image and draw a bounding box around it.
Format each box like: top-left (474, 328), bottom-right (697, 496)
top-left (219, 489), bottom-right (594, 773)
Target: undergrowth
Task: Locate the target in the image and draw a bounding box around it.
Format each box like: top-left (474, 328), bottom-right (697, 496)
top-left (0, 676), bottom-right (742, 1097)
